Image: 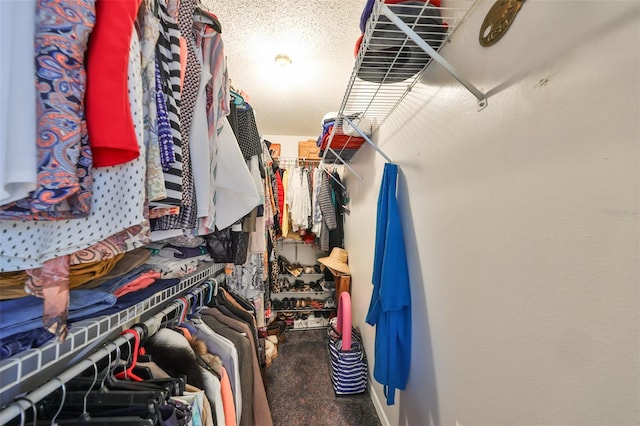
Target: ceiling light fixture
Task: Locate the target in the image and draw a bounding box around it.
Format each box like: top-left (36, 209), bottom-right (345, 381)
top-left (274, 53), bottom-right (292, 68)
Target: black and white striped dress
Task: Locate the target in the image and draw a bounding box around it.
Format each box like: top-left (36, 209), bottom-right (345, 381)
top-left (154, 0), bottom-right (183, 206)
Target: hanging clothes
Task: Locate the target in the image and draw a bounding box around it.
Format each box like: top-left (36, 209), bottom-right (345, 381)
top-left (0, 0), bottom-right (37, 206)
top-left (365, 163), bottom-right (411, 405)
top-left (154, 0), bottom-right (184, 206)
top-left (318, 172), bottom-right (337, 251)
top-left (212, 117), bottom-right (260, 230)
top-left (85, 0), bottom-right (142, 167)
top-left (138, 2), bottom-right (167, 202)
top-left (0, 0), bottom-right (96, 220)
top-left (0, 29), bottom-right (147, 274)
top-left (328, 170), bottom-right (346, 250)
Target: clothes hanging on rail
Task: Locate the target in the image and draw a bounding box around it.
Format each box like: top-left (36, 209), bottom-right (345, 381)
top-left (0, 0), bottom-right (96, 220)
top-left (0, 28), bottom-right (148, 272)
top-left (0, 0), bottom-right (37, 206)
top-left (0, 0), bottom-right (271, 344)
top-left (154, 0), bottom-right (184, 206)
top-left (86, 0), bottom-right (142, 167)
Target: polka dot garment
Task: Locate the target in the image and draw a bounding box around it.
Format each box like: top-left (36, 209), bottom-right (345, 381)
top-left (0, 32), bottom-right (146, 272)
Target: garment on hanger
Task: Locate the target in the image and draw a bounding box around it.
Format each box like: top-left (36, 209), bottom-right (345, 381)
top-left (366, 163), bottom-right (411, 405)
top-left (0, 0), bottom-right (37, 206)
top-left (152, 0), bottom-right (202, 231)
top-left (201, 307), bottom-right (272, 426)
top-left (153, 0), bottom-right (184, 206)
top-left (213, 117), bottom-right (261, 230)
top-left (0, 30), bottom-right (148, 284)
top-left (199, 310), bottom-right (254, 426)
top-left (0, 0), bottom-right (96, 220)
top-left (139, 2), bottom-right (167, 202)
top-left (86, 0), bottom-right (142, 167)
top-left (318, 172), bottom-right (338, 251)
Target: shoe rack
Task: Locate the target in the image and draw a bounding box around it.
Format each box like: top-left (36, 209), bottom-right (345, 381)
top-left (273, 240), bottom-right (335, 330)
top-left (272, 272), bottom-right (336, 330)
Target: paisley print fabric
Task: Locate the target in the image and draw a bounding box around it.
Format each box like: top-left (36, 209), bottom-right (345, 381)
top-left (0, 0), bottom-right (96, 220)
top-left (0, 30), bottom-right (147, 273)
top-left (26, 255), bottom-right (70, 340)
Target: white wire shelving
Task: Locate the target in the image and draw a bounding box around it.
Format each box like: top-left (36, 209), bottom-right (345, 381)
top-left (321, 0), bottom-right (484, 168)
top-left (0, 262), bottom-right (224, 412)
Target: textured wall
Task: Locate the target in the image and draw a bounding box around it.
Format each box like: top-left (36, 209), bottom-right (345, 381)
top-left (344, 1), bottom-right (640, 425)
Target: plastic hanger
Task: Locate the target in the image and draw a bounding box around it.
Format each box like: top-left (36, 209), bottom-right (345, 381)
top-left (230, 88), bottom-right (245, 106)
top-left (114, 329), bottom-right (144, 382)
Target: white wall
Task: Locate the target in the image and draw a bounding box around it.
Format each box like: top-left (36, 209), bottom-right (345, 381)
top-left (344, 1), bottom-right (640, 425)
top-left (262, 134), bottom-right (317, 158)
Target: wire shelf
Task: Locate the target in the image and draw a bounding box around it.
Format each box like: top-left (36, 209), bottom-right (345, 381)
top-left (0, 262), bottom-right (224, 409)
top-left (321, 0), bottom-right (483, 165)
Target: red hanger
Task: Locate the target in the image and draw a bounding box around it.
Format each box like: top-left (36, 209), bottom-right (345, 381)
top-left (114, 328), bottom-right (144, 382)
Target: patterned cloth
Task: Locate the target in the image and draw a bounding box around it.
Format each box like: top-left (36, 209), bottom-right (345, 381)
top-left (0, 31), bottom-right (147, 273)
top-left (27, 255), bottom-right (70, 340)
top-left (154, 0), bottom-right (183, 206)
top-left (139, 3), bottom-right (166, 202)
top-left (155, 60), bottom-right (176, 171)
top-left (0, 0), bottom-right (96, 220)
top-left (236, 106), bottom-right (263, 160)
top-left (152, 0), bottom-right (201, 230)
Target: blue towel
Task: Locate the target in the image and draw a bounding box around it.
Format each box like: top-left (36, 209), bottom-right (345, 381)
top-left (366, 163), bottom-right (411, 405)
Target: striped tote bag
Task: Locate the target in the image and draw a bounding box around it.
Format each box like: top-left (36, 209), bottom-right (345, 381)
top-left (326, 292), bottom-right (368, 395)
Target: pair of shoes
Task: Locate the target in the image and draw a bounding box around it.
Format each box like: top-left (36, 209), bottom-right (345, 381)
top-left (280, 297), bottom-right (295, 310)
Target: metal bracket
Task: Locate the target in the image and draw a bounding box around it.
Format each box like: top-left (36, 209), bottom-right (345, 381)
top-left (380, 3), bottom-right (488, 110)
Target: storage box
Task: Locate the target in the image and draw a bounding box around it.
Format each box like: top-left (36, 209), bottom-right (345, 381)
top-left (298, 140), bottom-right (320, 159)
top-left (307, 316), bottom-right (325, 328)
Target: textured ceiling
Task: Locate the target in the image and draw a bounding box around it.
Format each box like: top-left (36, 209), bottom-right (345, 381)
top-left (202, 0), bottom-right (365, 136)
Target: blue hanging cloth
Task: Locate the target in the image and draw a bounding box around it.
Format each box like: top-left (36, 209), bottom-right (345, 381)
top-left (366, 163), bottom-right (411, 405)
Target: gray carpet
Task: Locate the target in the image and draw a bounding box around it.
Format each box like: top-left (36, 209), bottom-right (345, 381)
top-left (265, 329), bottom-right (382, 426)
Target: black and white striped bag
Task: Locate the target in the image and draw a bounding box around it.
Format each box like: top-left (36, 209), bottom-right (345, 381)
top-left (326, 292), bottom-right (368, 395)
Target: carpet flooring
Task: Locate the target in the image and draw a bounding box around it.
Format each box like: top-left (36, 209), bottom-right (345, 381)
top-left (265, 329), bottom-right (382, 426)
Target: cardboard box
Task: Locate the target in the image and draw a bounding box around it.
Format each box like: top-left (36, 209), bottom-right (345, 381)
top-left (298, 140), bottom-right (320, 159)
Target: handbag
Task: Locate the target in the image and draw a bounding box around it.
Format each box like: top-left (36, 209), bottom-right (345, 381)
top-left (326, 291), bottom-right (368, 395)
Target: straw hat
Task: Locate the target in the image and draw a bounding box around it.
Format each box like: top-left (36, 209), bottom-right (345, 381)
top-left (317, 247), bottom-right (350, 275)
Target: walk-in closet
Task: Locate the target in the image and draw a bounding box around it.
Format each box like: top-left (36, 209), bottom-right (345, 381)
top-left (1, 0), bottom-right (638, 425)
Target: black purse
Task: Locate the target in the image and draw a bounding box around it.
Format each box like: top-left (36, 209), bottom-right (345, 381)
top-left (204, 226), bottom-right (234, 263)
top-left (205, 221), bottom-right (250, 265)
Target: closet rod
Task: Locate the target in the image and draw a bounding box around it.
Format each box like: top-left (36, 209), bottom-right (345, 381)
top-left (379, 3), bottom-right (488, 109)
top-left (0, 271), bottom-right (226, 426)
top-left (320, 166), bottom-right (346, 191)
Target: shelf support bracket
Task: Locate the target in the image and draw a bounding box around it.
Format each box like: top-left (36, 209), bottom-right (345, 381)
top-left (326, 147), bottom-right (364, 180)
top-left (343, 116), bottom-right (393, 163)
top-left (380, 3), bottom-right (488, 110)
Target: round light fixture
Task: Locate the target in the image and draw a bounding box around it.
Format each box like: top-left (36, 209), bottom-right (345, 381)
top-left (274, 53), bottom-right (292, 67)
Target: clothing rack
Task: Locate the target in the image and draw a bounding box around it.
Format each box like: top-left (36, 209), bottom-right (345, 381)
top-left (277, 156), bottom-right (321, 168)
top-left (276, 156), bottom-right (347, 192)
top-left (0, 268), bottom-right (227, 425)
top-left (0, 264), bottom-right (226, 424)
